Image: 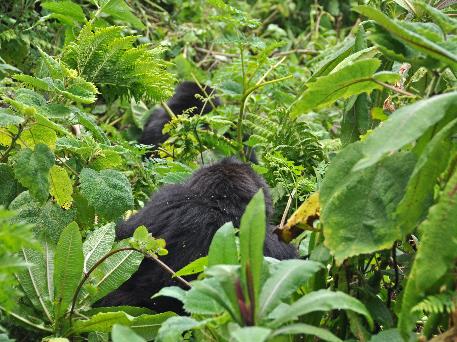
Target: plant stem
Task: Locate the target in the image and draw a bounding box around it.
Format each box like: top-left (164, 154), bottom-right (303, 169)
top-left (0, 123), bottom-right (25, 162)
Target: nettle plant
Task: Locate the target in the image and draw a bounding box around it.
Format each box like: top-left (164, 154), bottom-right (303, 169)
top-left (153, 191), bottom-right (373, 342)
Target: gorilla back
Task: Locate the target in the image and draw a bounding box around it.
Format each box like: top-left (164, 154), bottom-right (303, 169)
top-left (97, 158), bottom-right (296, 311)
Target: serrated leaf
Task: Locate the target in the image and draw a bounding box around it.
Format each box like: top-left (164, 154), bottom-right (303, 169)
top-left (0, 164), bottom-right (20, 206)
top-left (18, 125), bottom-right (57, 150)
top-left (399, 169), bottom-right (457, 338)
top-left (14, 144), bottom-right (55, 203)
top-left (54, 222), bottom-right (83, 319)
top-left (86, 242), bottom-right (143, 303)
top-left (0, 110), bottom-right (24, 127)
top-left (239, 190), bottom-right (266, 313)
top-left (292, 59), bottom-right (399, 116)
top-left (320, 143), bottom-right (416, 263)
top-left (49, 165), bottom-right (74, 209)
top-left (208, 222), bottom-right (238, 267)
top-left (79, 168), bottom-right (133, 220)
top-left (269, 289), bottom-right (373, 329)
top-left (259, 260), bottom-right (324, 318)
top-left (16, 248), bottom-right (54, 322)
top-left (83, 223), bottom-right (115, 273)
top-left (354, 92), bottom-right (457, 170)
top-left (76, 111), bottom-right (110, 145)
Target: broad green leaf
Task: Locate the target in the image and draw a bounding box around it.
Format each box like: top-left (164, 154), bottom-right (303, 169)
top-left (16, 248), bottom-right (54, 322)
top-left (49, 165), bottom-right (74, 209)
top-left (0, 110), bottom-right (24, 127)
top-left (354, 92), bottom-right (457, 170)
top-left (42, 1), bottom-right (86, 24)
top-left (291, 59), bottom-right (399, 116)
top-left (239, 190), bottom-right (266, 313)
top-left (86, 242), bottom-right (143, 303)
top-left (396, 118), bottom-right (457, 236)
top-left (152, 286), bottom-right (187, 305)
top-left (0, 164), bottom-right (20, 206)
top-left (14, 144), bottom-right (55, 203)
top-left (175, 256), bottom-right (208, 277)
top-left (183, 282), bottom-right (225, 315)
top-left (259, 260), bottom-right (324, 318)
top-left (415, 2), bottom-right (457, 34)
top-left (271, 323), bottom-right (342, 342)
top-left (82, 223), bottom-right (115, 273)
top-left (208, 222), bottom-right (238, 267)
top-left (73, 311), bottom-right (174, 339)
top-left (312, 37), bottom-right (355, 78)
top-left (321, 143), bottom-right (416, 263)
top-left (112, 324), bottom-right (145, 342)
top-left (79, 168), bottom-right (133, 221)
top-left (231, 327), bottom-right (271, 342)
top-left (399, 170), bottom-right (457, 338)
top-left (269, 289), bottom-right (373, 329)
top-left (76, 111), bottom-right (110, 145)
top-left (18, 125), bottom-right (57, 150)
top-left (156, 316), bottom-right (210, 342)
top-left (54, 222), bottom-right (83, 319)
top-left (99, 0), bottom-right (145, 29)
top-left (355, 6), bottom-right (457, 65)
top-left (369, 329), bottom-right (405, 342)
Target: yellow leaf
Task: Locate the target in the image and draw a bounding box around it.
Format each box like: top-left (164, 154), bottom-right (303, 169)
top-left (49, 165), bottom-right (74, 209)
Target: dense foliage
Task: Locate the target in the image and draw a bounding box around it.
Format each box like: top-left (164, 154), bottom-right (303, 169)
top-left (0, 0), bottom-right (456, 341)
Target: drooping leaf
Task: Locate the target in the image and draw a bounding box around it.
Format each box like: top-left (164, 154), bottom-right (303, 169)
top-left (49, 165), bottom-right (74, 209)
top-left (239, 190), bottom-right (266, 313)
top-left (270, 323), bottom-right (342, 342)
top-left (354, 92), bottom-right (457, 170)
top-left (54, 222), bottom-right (83, 319)
top-left (208, 222), bottom-right (238, 267)
top-left (79, 168), bottom-right (133, 220)
top-left (291, 59), bottom-right (399, 116)
top-left (82, 223), bottom-right (115, 273)
top-left (399, 169), bottom-right (457, 338)
top-left (269, 289), bottom-right (373, 329)
top-left (14, 144), bottom-right (55, 203)
top-left (156, 316), bottom-right (211, 342)
top-left (321, 143), bottom-right (416, 263)
top-left (259, 260), bottom-right (324, 318)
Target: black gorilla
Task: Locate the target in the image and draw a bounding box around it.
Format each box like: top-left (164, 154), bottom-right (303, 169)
top-left (139, 81), bottom-right (220, 149)
top-left (97, 158), bottom-right (297, 312)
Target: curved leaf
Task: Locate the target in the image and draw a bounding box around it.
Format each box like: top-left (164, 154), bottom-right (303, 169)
top-left (271, 323), bottom-right (342, 342)
top-left (269, 289), bottom-right (373, 329)
top-left (82, 223), bottom-right (115, 273)
top-left (231, 327), bottom-right (271, 342)
top-left (208, 222), bottom-right (238, 267)
top-left (112, 324), bottom-right (146, 342)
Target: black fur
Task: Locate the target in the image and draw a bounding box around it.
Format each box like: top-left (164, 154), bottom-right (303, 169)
top-left (139, 81), bottom-right (220, 148)
top-left (97, 158), bottom-right (296, 312)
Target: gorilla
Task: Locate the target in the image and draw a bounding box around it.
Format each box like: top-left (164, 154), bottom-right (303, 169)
top-left (96, 157), bottom-right (297, 312)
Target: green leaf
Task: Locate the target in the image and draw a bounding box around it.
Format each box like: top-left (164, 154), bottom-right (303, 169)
top-left (175, 256), bottom-right (208, 277)
top-left (42, 1), bottom-right (86, 24)
top-left (49, 165), bottom-right (74, 209)
top-left (16, 248), bottom-right (54, 322)
top-left (259, 260), bottom-right (324, 318)
top-left (396, 118), bottom-right (457, 236)
top-left (99, 0), bottom-right (145, 29)
top-left (355, 6), bottom-right (457, 65)
top-left (269, 289), bottom-right (373, 329)
top-left (14, 144), bottom-right (55, 203)
top-left (399, 169), bottom-right (457, 338)
top-left (0, 164), bottom-right (20, 206)
top-left (321, 143), bottom-right (416, 263)
top-left (415, 2), bottom-right (457, 34)
top-left (54, 222), bottom-right (83, 319)
top-left (79, 168), bottom-right (133, 220)
top-left (73, 311), bottom-right (174, 339)
top-left (76, 111), bottom-right (110, 145)
top-left (0, 110), bottom-right (24, 127)
top-left (291, 59), bottom-right (399, 116)
top-left (18, 125), bottom-right (57, 150)
top-left (112, 324), bottom-right (145, 342)
top-left (369, 329), bottom-right (405, 342)
top-left (156, 316), bottom-right (210, 342)
top-left (83, 223), bottom-right (115, 273)
top-left (312, 37), bottom-right (355, 78)
top-left (86, 242), bottom-right (142, 303)
top-left (354, 92), bottom-right (457, 170)
top-left (208, 222), bottom-right (238, 267)
top-left (239, 190), bottom-right (266, 313)
top-left (270, 323), bottom-right (342, 342)
top-left (231, 327), bottom-right (271, 342)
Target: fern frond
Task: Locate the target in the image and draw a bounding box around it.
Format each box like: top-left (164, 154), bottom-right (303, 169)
top-left (62, 23), bottom-right (174, 101)
top-left (412, 292), bottom-right (457, 314)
